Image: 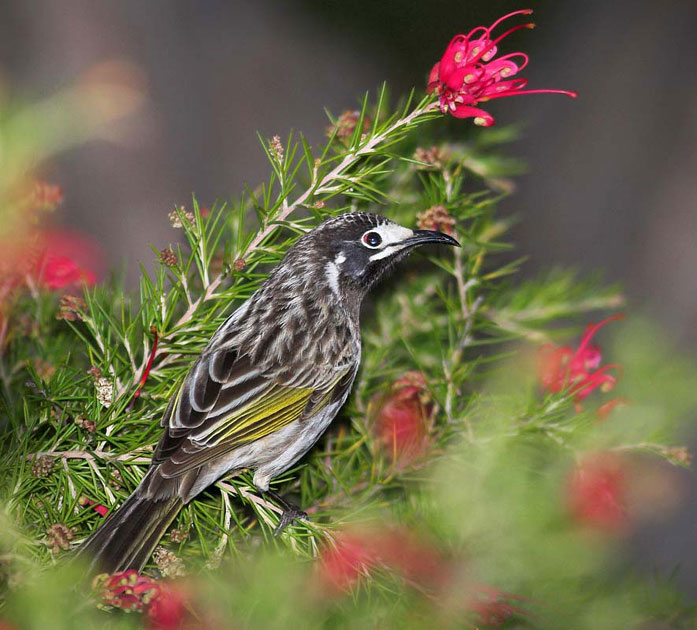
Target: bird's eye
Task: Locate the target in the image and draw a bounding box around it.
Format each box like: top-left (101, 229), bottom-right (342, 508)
top-left (362, 231), bottom-right (382, 248)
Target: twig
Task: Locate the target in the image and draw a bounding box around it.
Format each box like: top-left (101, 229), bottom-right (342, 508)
top-left (216, 481), bottom-right (280, 529)
top-left (483, 308), bottom-right (548, 343)
top-left (441, 158), bottom-right (485, 431)
top-left (216, 481), bottom-right (281, 515)
top-left (27, 447), bottom-right (152, 464)
top-left (86, 457), bottom-right (116, 503)
top-left (444, 293), bottom-right (483, 440)
top-left (208, 490), bottom-right (233, 568)
top-left (62, 458), bottom-right (77, 502)
top-left (127, 327), bottom-right (159, 409)
top-left (505, 294), bottom-right (625, 322)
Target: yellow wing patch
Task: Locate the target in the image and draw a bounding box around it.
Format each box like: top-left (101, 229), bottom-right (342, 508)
top-left (207, 384), bottom-right (314, 446)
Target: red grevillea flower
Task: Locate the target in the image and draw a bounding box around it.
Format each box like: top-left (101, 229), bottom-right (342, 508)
top-left (1, 230), bottom-right (98, 301)
top-left (146, 582), bottom-right (189, 630)
top-left (428, 9), bottom-right (577, 125)
top-left (369, 371), bottom-right (433, 466)
top-left (34, 231), bottom-right (99, 290)
top-left (538, 314), bottom-right (624, 407)
top-left (318, 527), bottom-right (449, 594)
top-left (318, 527), bottom-right (531, 624)
top-left (95, 570), bottom-right (161, 612)
top-left (319, 531), bottom-right (376, 593)
top-left (567, 453), bottom-right (628, 534)
top-left (317, 528), bottom-right (440, 593)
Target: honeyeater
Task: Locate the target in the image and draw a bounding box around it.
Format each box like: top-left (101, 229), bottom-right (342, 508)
top-left (80, 211), bottom-right (458, 572)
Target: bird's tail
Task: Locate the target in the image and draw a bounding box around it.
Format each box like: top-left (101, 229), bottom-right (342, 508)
top-left (78, 489), bottom-right (183, 574)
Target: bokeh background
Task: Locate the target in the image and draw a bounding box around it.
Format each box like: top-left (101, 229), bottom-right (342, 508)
top-left (2, 0), bottom-right (696, 594)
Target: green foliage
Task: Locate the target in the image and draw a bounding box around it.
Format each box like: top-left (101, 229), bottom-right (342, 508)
top-left (0, 86), bottom-right (694, 629)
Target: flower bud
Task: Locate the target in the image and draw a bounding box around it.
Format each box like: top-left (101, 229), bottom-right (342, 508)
top-left (369, 372), bottom-right (433, 466)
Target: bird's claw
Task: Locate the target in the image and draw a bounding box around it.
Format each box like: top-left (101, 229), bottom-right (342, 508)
top-left (273, 508), bottom-right (308, 536)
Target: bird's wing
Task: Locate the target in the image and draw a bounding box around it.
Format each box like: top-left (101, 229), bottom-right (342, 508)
top-left (152, 346), bottom-right (354, 478)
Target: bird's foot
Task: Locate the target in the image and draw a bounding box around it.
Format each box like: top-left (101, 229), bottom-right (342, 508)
top-left (273, 507), bottom-right (308, 536)
top-left (262, 489), bottom-right (309, 536)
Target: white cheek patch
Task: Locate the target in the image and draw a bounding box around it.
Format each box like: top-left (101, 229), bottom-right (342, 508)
top-left (366, 223), bottom-right (413, 261)
top-left (325, 262), bottom-right (340, 296)
top-left (325, 251), bottom-right (346, 296)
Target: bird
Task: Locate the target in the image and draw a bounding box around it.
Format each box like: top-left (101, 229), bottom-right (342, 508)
top-left (79, 211), bottom-right (459, 573)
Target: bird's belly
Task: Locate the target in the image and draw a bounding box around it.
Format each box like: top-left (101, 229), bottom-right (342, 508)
top-left (252, 399), bottom-right (345, 490)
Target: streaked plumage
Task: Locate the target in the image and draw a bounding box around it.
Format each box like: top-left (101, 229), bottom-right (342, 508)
top-left (80, 212), bottom-right (458, 573)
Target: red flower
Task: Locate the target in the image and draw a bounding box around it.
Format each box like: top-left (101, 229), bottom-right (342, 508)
top-left (34, 231), bottom-right (99, 290)
top-left (95, 570), bottom-right (161, 612)
top-left (538, 314), bottom-right (624, 408)
top-left (79, 495), bottom-right (109, 517)
top-left (567, 453), bottom-right (627, 534)
top-left (465, 584), bottom-right (531, 627)
top-left (370, 372), bottom-right (433, 466)
top-left (428, 9), bottom-right (577, 125)
top-left (319, 532), bottom-right (375, 593)
top-left (375, 528), bottom-right (450, 590)
top-left (146, 583), bottom-right (188, 630)
top-left (318, 527), bottom-right (530, 624)
top-left (318, 527), bottom-right (449, 594)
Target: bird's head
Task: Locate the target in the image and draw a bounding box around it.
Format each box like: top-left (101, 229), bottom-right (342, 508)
top-left (285, 212), bottom-right (459, 303)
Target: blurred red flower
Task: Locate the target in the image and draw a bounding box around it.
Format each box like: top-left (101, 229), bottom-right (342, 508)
top-left (146, 582), bottom-right (189, 630)
top-left (538, 314), bottom-right (624, 408)
top-left (318, 526), bottom-right (531, 625)
top-left (318, 527), bottom-right (449, 593)
top-left (319, 531), bottom-right (375, 593)
top-left (428, 9), bottom-right (576, 126)
top-left (34, 230), bottom-right (100, 290)
top-left (465, 584), bottom-right (530, 627)
top-left (369, 371), bottom-right (433, 466)
top-left (95, 570), bottom-right (192, 629)
top-left (375, 528), bottom-right (450, 590)
top-left (0, 229), bottom-right (100, 300)
top-left (567, 453), bottom-right (628, 534)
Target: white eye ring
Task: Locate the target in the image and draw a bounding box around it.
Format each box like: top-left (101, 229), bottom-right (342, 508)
top-left (361, 231), bottom-right (383, 249)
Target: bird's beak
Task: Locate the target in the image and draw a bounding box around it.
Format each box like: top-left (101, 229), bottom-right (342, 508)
top-left (404, 229), bottom-right (460, 248)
